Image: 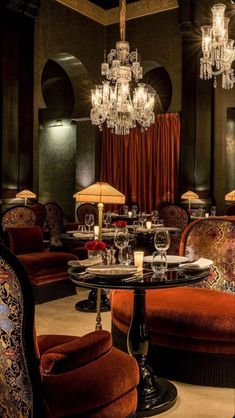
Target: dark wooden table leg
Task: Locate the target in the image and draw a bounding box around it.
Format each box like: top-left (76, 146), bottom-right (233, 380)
top-left (127, 289), bottom-right (177, 417)
top-left (75, 289), bottom-right (110, 312)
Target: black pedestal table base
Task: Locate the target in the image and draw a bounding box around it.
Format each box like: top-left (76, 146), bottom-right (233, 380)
top-left (75, 288), bottom-right (110, 312)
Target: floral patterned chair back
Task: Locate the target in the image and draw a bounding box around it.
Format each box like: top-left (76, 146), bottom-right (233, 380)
top-left (180, 217), bottom-right (235, 292)
top-left (44, 201), bottom-right (64, 247)
top-left (158, 203), bottom-right (190, 255)
top-left (76, 203), bottom-right (98, 224)
top-left (1, 206), bottom-right (36, 234)
top-left (0, 243), bottom-right (44, 417)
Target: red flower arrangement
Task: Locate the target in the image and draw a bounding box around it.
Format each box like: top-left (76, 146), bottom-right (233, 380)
top-left (85, 240), bottom-right (107, 251)
top-left (113, 221), bottom-right (127, 228)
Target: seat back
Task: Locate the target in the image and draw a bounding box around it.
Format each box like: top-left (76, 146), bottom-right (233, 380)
top-left (5, 226), bottom-right (44, 255)
top-left (76, 203), bottom-right (98, 224)
top-left (1, 206), bottom-right (36, 233)
top-left (224, 203), bottom-right (235, 216)
top-left (0, 243), bottom-right (44, 417)
top-left (31, 203), bottom-right (47, 227)
top-left (45, 201), bottom-right (64, 246)
top-left (180, 217), bottom-right (235, 292)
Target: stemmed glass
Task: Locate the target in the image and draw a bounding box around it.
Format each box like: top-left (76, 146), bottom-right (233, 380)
top-left (121, 245), bottom-right (134, 266)
top-left (153, 229), bottom-right (170, 275)
top-left (139, 212), bottom-right (147, 228)
top-left (85, 213), bottom-right (94, 233)
top-left (151, 251), bottom-right (168, 278)
top-left (151, 210), bottom-right (159, 225)
top-left (103, 213), bottom-right (112, 229)
top-left (114, 227), bottom-right (129, 265)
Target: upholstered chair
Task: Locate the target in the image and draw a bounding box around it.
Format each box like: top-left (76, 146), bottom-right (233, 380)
top-left (0, 243), bottom-right (139, 418)
top-left (224, 203), bottom-right (235, 216)
top-left (0, 205), bottom-right (36, 235)
top-left (76, 202), bottom-right (98, 224)
top-left (4, 226), bottom-right (78, 303)
top-left (111, 217), bottom-right (235, 388)
top-left (45, 201), bottom-right (79, 248)
top-left (157, 203), bottom-right (190, 254)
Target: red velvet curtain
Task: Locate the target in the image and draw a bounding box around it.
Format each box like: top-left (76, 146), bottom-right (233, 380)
top-left (100, 113), bottom-right (180, 212)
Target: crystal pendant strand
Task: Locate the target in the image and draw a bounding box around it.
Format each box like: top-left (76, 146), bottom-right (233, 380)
top-left (90, 0), bottom-right (155, 135)
top-left (200, 3), bottom-right (235, 90)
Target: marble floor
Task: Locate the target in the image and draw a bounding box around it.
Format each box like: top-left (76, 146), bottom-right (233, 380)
top-left (35, 290), bottom-right (235, 418)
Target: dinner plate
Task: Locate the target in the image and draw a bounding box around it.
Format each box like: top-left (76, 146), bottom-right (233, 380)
top-left (143, 255), bottom-right (189, 265)
top-left (86, 265), bottom-right (137, 278)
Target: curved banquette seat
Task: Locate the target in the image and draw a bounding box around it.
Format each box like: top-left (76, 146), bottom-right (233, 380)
top-left (111, 217), bottom-right (235, 387)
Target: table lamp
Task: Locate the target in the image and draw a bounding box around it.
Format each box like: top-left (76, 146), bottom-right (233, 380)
top-left (73, 182), bottom-right (125, 330)
top-left (225, 190), bottom-right (235, 201)
top-left (181, 190), bottom-right (199, 211)
top-left (16, 189), bottom-right (37, 206)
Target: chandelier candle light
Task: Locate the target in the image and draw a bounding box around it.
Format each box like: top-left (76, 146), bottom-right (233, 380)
top-left (90, 0), bottom-right (155, 135)
top-left (200, 3), bottom-right (235, 89)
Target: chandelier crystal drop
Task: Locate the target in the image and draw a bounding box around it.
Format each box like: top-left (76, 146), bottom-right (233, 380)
top-left (200, 3), bottom-right (235, 89)
top-left (90, 0), bottom-right (155, 135)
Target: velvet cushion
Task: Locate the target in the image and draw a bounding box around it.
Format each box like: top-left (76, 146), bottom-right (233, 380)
top-left (111, 288), bottom-right (235, 354)
top-left (6, 226), bottom-right (44, 254)
top-left (39, 331), bottom-right (112, 374)
top-left (18, 251), bottom-right (77, 285)
top-left (41, 346), bottom-right (139, 418)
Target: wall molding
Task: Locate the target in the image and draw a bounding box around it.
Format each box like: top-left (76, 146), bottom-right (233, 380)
top-left (56, 0), bottom-right (179, 25)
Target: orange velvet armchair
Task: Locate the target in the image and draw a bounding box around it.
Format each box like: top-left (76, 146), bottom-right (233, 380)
top-left (0, 243), bottom-right (139, 418)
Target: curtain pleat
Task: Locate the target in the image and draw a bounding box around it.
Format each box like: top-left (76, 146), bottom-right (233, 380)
top-left (100, 113), bottom-right (180, 212)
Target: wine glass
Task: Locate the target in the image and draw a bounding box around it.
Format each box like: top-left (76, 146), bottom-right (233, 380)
top-left (114, 227), bottom-right (129, 265)
top-left (151, 210), bottom-right (159, 225)
top-left (151, 251), bottom-right (168, 278)
top-left (154, 229), bottom-right (170, 253)
top-left (103, 213), bottom-right (112, 229)
top-left (211, 206), bottom-right (216, 216)
top-left (132, 205), bottom-right (138, 217)
top-left (85, 214), bottom-right (94, 233)
top-left (139, 212), bottom-right (147, 227)
top-left (121, 245), bottom-right (134, 266)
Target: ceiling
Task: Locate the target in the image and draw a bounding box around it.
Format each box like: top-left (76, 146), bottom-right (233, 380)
top-left (88, 0), bottom-right (139, 10)
top-left (56, 0), bottom-right (178, 25)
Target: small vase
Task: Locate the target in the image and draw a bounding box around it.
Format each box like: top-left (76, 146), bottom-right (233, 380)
top-left (88, 250), bottom-right (102, 259)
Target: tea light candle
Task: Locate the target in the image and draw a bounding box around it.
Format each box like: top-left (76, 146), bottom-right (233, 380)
top-left (134, 251), bottom-right (144, 270)
top-left (205, 213), bottom-right (209, 218)
top-left (146, 221), bottom-right (152, 229)
top-left (94, 225), bottom-right (99, 239)
top-left (128, 211), bottom-right (132, 217)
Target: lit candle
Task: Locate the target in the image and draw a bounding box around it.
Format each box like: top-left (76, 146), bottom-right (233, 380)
top-left (146, 221), bottom-right (152, 229)
top-left (205, 213), bottom-right (209, 218)
top-left (134, 251), bottom-right (144, 270)
top-left (94, 225), bottom-right (99, 239)
top-left (128, 211), bottom-right (132, 217)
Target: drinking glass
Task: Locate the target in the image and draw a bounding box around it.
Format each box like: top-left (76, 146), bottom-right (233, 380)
top-left (151, 251), bottom-right (168, 278)
top-left (151, 210), bottom-right (159, 225)
top-left (103, 213), bottom-right (112, 229)
top-left (120, 245), bottom-right (134, 266)
top-left (114, 227), bottom-right (129, 265)
top-left (132, 220), bottom-right (140, 233)
top-left (158, 219), bottom-right (164, 227)
top-left (85, 214), bottom-right (94, 233)
top-left (132, 205), bottom-right (138, 216)
top-left (211, 206), bottom-right (216, 216)
top-left (123, 205), bottom-right (129, 216)
top-left (139, 212), bottom-right (147, 227)
top-left (154, 229), bottom-right (170, 253)
top-left (78, 224), bottom-right (86, 233)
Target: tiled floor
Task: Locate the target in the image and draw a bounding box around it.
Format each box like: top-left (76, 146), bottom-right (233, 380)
top-left (35, 290), bottom-right (235, 418)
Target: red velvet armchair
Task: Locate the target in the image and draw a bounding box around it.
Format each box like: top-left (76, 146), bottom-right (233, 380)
top-left (0, 243), bottom-right (139, 418)
top-left (4, 225), bottom-right (78, 303)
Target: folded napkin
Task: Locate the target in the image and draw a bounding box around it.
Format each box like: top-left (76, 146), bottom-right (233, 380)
top-left (73, 232), bottom-right (94, 239)
top-left (68, 257), bottom-right (102, 268)
top-left (179, 258), bottom-right (213, 270)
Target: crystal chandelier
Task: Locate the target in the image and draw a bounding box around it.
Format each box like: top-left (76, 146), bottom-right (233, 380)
top-left (200, 3), bottom-right (235, 89)
top-left (90, 0), bottom-right (155, 135)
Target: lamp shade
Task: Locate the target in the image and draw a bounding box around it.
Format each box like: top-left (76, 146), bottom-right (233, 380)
top-left (181, 191), bottom-right (199, 200)
top-left (225, 190), bottom-right (235, 201)
top-left (16, 189), bottom-right (36, 199)
top-left (73, 182), bottom-right (125, 205)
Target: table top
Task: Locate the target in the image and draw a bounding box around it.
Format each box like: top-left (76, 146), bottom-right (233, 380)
top-left (69, 266), bottom-right (209, 291)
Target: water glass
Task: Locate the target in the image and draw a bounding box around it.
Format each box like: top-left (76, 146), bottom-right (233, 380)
top-left (158, 219), bottom-right (165, 227)
top-left (123, 205), bottom-right (129, 216)
top-left (120, 245), bottom-right (134, 266)
top-left (139, 211), bottom-right (147, 227)
top-left (151, 251), bottom-right (168, 278)
top-left (103, 213), bottom-right (112, 229)
top-left (78, 224), bottom-right (87, 233)
top-left (151, 210), bottom-right (159, 224)
top-left (211, 206), bottom-right (216, 216)
top-left (114, 227), bottom-right (129, 264)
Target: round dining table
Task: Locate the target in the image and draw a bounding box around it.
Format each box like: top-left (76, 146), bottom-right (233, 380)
top-left (69, 265), bottom-right (210, 417)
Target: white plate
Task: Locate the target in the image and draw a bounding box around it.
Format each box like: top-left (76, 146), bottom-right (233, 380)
top-left (143, 255), bottom-right (189, 265)
top-left (86, 265), bottom-right (137, 278)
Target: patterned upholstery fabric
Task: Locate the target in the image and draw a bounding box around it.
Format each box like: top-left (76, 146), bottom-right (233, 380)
top-left (224, 204), bottom-right (235, 216)
top-left (180, 217), bottom-right (235, 292)
top-left (45, 201), bottom-right (64, 247)
top-left (1, 206), bottom-right (36, 232)
top-left (76, 203), bottom-right (98, 224)
top-left (158, 204), bottom-right (190, 255)
top-left (0, 252), bottom-right (34, 417)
